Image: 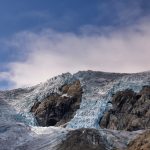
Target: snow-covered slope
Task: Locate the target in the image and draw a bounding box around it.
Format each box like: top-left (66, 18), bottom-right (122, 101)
top-left (0, 120), bottom-right (70, 150)
top-left (0, 70), bottom-right (150, 150)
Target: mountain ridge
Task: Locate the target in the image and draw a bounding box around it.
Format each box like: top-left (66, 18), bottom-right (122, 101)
top-left (0, 70), bottom-right (150, 150)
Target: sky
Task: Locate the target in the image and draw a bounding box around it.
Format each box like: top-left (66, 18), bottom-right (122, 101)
top-left (0, 0), bottom-right (150, 89)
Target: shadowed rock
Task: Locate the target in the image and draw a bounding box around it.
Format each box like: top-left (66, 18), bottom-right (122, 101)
top-left (100, 86), bottom-right (150, 131)
top-left (56, 128), bottom-right (108, 150)
top-left (30, 80), bottom-right (82, 126)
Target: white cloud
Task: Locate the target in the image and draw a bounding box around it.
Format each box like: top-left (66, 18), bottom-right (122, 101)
top-left (0, 72), bottom-right (11, 81)
top-left (3, 21), bottom-right (150, 88)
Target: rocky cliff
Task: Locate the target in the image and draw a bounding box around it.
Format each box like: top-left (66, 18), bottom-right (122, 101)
top-left (100, 86), bottom-right (150, 131)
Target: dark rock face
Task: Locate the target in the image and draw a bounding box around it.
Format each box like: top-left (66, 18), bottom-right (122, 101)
top-left (57, 128), bottom-right (108, 150)
top-left (127, 130), bottom-right (150, 150)
top-left (100, 86), bottom-right (150, 131)
top-left (30, 80), bottom-right (82, 126)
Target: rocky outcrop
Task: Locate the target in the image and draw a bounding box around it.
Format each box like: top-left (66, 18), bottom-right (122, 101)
top-left (127, 130), bottom-right (150, 150)
top-left (100, 86), bottom-right (150, 131)
top-left (57, 128), bottom-right (108, 150)
top-left (30, 80), bottom-right (82, 126)
top-left (56, 128), bottom-right (143, 150)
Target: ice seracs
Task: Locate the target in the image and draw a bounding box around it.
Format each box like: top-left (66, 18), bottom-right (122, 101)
top-left (67, 71), bottom-right (150, 129)
top-left (1, 71), bottom-right (149, 128)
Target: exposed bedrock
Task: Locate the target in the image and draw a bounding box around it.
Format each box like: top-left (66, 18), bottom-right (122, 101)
top-left (30, 80), bottom-right (82, 127)
top-left (127, 130), bottom-right (150, 150)
top-left (100, 86), bottom-right (150, 131)
top-left (57, 128), bottom-right (108, 150)
top-left (56, 128), bottom-right (143, 150)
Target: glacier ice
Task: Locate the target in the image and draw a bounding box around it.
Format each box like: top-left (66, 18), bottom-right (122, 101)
top-left (0, 71), bottom-right (149, 129)
top-left (0, 71), bottom-right (149, 150)
top-left (0, 73), bottom-right (76, 126)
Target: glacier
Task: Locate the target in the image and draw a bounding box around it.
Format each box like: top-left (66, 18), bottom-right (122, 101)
top-left (0, 71), bottom-right (150, 128)
top-left (0, 73), bottom-right (76, 126)
top-left (0, 71), bottom-right (150, 149)
top-left (67, 71), bottom-right (150, 128)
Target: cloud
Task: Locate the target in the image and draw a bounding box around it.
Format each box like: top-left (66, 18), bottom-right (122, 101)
top-left (0, 72), bottom-right (11, 81)
top-left (2, 20), bottom-right (150, 88)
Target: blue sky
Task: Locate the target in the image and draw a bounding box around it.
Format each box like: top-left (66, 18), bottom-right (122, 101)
top-left (0, 0), bottom-right (150, 89)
